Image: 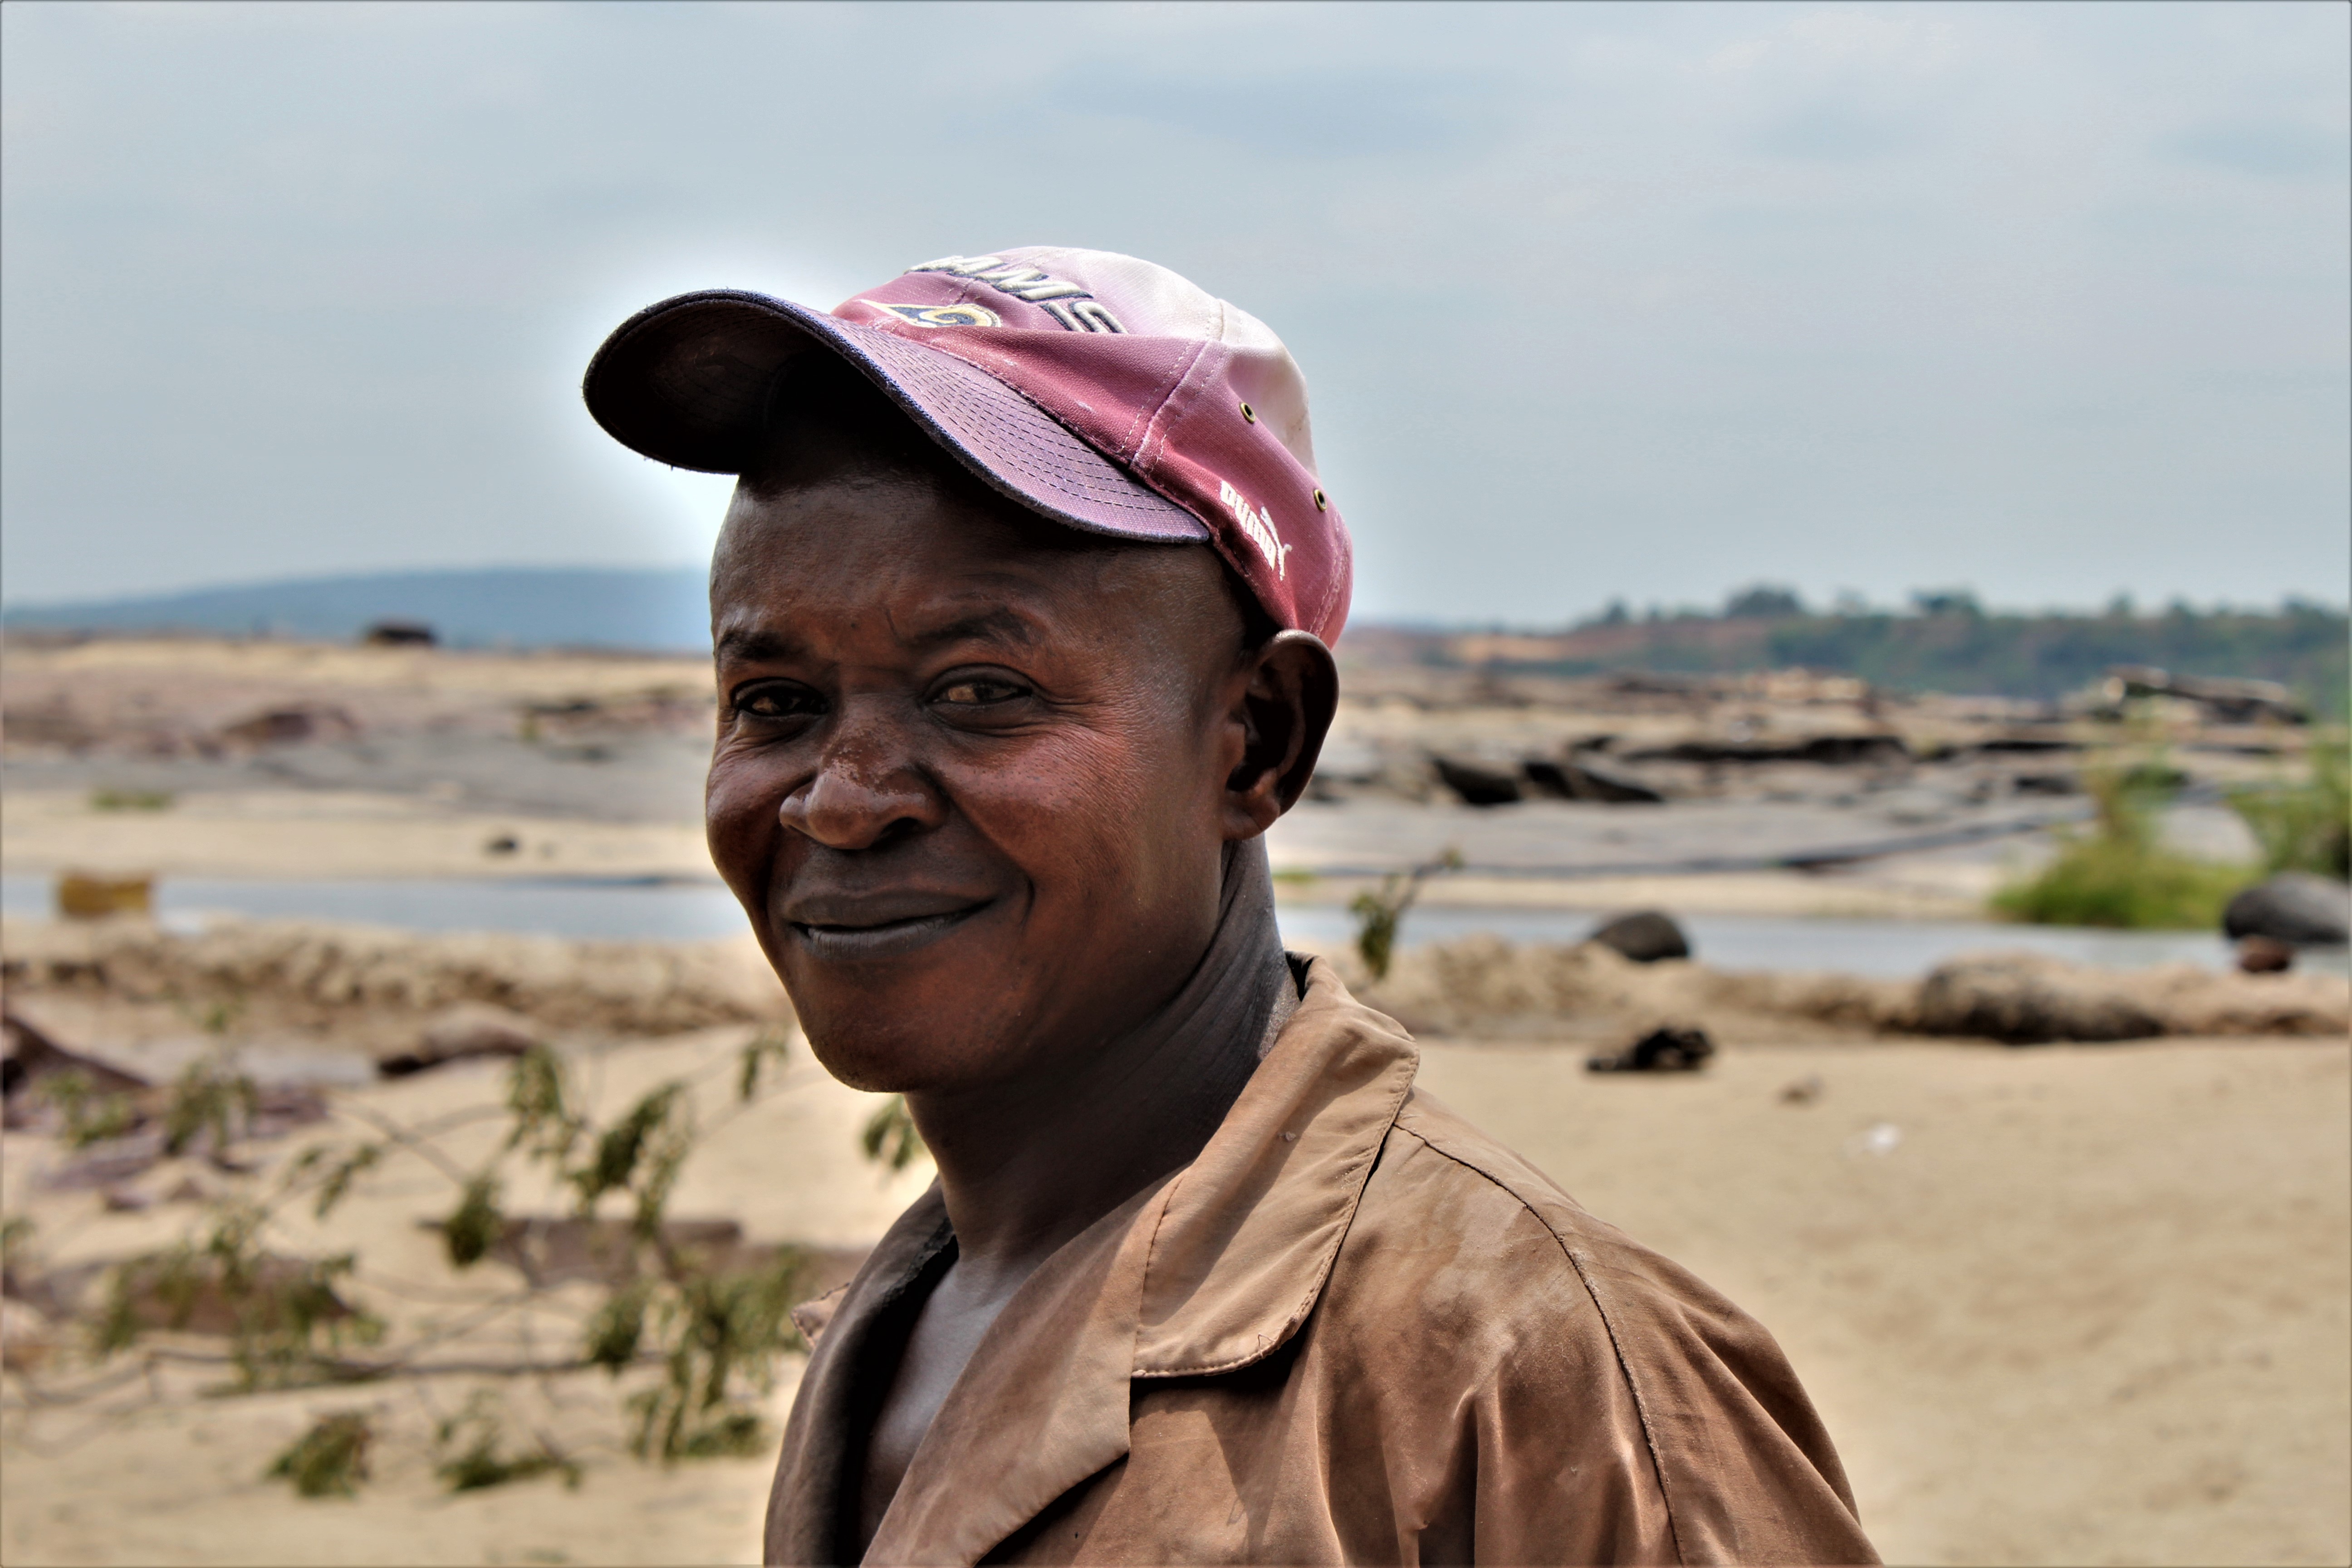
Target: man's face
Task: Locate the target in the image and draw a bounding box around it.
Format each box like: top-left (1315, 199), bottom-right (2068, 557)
top-left (706, 439), bottom-right (1254, 1095)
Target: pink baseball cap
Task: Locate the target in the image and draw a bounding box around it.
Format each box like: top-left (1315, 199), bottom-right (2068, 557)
top-left (583, 246), bottom-right (1351, 645)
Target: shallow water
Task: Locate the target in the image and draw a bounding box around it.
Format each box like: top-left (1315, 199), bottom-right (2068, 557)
top-left (9, 873), bottom-right (2340, 978)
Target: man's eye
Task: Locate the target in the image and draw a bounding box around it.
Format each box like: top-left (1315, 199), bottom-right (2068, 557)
top-left (733, 682), bottom-right (823, 720)
top-left (934, 677), bottom-right (1028, 707)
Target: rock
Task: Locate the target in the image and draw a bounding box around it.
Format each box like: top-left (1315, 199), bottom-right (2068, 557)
top-left (216, 704), bottom-right (358, 748)
top-left (1587, 1026), bottom-right (1715, 1073)
top-left (2237, 936), bottom-right (2296, 974)
top-left (1915, 953), bottom-right (2165, 1044)
top-left (378, 1003), bottom-right (541, 1077)
top-left (1431, 755), bottom-right (1524, 807)
top-left (1523, 758), bottom-right (1666, 804)
top-left (2222, 873), bottom-right (2350, 947)
top-left (1585, 911), bottom-right (1691, 964)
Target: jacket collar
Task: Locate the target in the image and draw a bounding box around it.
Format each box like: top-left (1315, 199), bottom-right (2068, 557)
top-left (773, 962), bottom-right (1418, 1565)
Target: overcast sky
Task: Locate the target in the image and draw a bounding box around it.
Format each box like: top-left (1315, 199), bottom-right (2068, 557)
top-left (4, 1), bottom-right (2345, 623)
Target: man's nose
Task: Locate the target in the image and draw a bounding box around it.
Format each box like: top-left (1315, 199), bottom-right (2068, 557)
top-left (777, 726), bottom-right (945, 851)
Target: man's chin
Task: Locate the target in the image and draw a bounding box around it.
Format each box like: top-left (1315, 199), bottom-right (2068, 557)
top-left (798, 1019), bottom-right (1013, 1096)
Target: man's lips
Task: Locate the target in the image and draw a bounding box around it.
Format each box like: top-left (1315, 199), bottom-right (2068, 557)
top-left (776, 889), bottom-right (996, 961)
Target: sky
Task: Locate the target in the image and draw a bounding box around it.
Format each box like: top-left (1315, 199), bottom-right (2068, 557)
top-left (3, 0), bottom-right (2346, 625)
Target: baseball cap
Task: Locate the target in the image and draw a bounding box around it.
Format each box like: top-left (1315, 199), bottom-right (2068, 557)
top-left (582, 247), bottom-right (1351, 645)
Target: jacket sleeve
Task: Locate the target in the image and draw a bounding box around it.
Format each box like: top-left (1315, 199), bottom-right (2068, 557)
top-left (1524, 1224), bottom-right (1881, 1566)
top-left (1382, 1108), bottom-right (1878, 1566)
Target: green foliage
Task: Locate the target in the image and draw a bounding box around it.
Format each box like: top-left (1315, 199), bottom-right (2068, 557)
top-left (90, 1026), bottom-right (816, 1484)
top-left (504, 1044), bottom-right (583, 1163)
top-left (860, 1096), bottom-right (924, 1174)
top-left (35, 1070), bottom-right (142, 1148)
top-left (433, 1392), bottom-right (581, 1492)
top-left (162, 1053), bottom-right (260, 1157)
top-left (2230, 734), bottom-right (2351, 878)
top-left (573, 1085), bottom-right (692, 1245)
top-left (736, 1027), bottom-right (792, 1103)
top-left (584, 1281), bottom-right (652, 1373)
top-left (266, 1410), bottom-right (376, 1498)
top-left (309, 1144), bottom-right (382, 1221)
top-left (89, 788), bottom-right (174, 812)
top-left (443, 1172), bottom-right (504, 1269)
top-left (621, 1248), bottom-right (808, 1463)
top-left (1994, 762), bottom-right (2253, 929)
top-left (92, 1202), bottom-right (386, 1386)
top-left (1349, 847), bottom-right (1462, 980)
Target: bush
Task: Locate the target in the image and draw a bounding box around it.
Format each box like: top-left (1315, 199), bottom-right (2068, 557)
top-left (2230, 734), bottom-right (2350, 879)
top-left (266, 1411), bottom-right (375, 1498)
top-left (1994, 761), bottom-right (2253, 929)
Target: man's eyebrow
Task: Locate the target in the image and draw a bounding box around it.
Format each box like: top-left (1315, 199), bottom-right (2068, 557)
top-left (714, 628), bottom-right (803, 663)
top-left (906, 607), bottom-right (1043, 652)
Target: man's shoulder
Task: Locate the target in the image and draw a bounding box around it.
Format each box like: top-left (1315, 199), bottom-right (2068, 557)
top-left (1356, 1085), bottom-right (1650, 1289)
top-left (1341, 1086), bottom-right (1796, 1368)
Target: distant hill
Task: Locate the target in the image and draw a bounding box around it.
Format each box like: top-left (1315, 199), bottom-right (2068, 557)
top-left (9, 569), bottom-right (2345, 711)
top-left (2, 567), bottom-right (711, 652)
top-left (1349, 589), bottom-right (2351, 712)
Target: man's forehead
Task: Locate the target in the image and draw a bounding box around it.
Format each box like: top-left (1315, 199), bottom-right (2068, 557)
top-left (714, 594), bottom-right (1049, 663)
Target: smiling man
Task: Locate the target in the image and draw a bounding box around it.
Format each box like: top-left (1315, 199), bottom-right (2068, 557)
top-left (583, 249), bottom-right (1877, 1566)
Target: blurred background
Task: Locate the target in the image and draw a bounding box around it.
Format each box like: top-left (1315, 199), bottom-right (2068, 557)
top-left (2, 5), bottom-right (2346, 1565)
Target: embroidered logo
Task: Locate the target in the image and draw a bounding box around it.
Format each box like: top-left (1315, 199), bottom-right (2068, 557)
top-left (876, 301), bottom-right (1002, 329)
top-left (905, 255), bottom-right (1127, 334)
top-left (1218, 480), bottom-right (1291, 580)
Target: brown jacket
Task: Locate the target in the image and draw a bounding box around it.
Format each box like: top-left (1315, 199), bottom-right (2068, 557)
top-left (767, 964), bottom-right (1877, 1566)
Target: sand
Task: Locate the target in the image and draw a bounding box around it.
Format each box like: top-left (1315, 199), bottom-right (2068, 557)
top-left (5, 1027), bottom-right (2346, 1566)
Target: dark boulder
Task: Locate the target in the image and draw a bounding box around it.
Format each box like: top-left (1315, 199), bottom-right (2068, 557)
top-left (1587, 1026), bottom-right (1715, 1073)
top-left (1523, 758), bottom-right (1666, 804)
top-left (1431, 756), bottom-right (1523, 807)
top-left (2222, 873), bottom-right (2351, 947)
top-left (1585, 911), bottom-right (1691, 963)
top-left (1913, 953), bottom-right (2164, 1044)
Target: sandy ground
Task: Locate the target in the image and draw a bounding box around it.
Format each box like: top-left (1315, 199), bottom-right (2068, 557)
top-left (5, 1028), bottom-right (2345, 1567)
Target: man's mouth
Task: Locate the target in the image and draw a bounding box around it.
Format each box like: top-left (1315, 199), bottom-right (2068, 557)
top-left (779, 892), bottom-right (994, 961)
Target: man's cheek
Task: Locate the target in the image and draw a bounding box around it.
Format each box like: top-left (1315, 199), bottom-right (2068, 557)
top-left (704, 760), bottom-right (780, 888)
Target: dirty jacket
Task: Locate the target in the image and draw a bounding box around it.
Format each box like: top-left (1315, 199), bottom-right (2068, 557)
top-left (766, 963), bottom-right (1878, 1566)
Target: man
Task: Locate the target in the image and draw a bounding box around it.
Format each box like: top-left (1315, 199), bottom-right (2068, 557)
top-left (584, 248), bottom-right (1877, 1566)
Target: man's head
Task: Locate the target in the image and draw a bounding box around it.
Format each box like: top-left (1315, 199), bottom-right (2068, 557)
top-left (585, 247), bottom-right (1349, 1092)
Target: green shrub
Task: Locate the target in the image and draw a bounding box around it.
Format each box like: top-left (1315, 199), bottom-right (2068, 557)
top-left (266, 1411), bottom-right (374, 1498)
top-left (2230, 733), bottom-right (2350, 878)
top-left (1995, 762), bottom-right (2253, 929)
top-left (1348, 847), bottom-right (1462, 980)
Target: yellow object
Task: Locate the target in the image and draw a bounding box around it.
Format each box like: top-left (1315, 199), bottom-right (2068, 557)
top-left (55, 872), bottom-right (153, 920)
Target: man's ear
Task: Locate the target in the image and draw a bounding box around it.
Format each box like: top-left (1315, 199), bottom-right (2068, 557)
top-left (1223, 631), bottom-right (1339, 838)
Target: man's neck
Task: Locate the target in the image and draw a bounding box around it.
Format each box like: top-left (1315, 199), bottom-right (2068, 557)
top-left (904, 838), bottom-right (1295, 1297)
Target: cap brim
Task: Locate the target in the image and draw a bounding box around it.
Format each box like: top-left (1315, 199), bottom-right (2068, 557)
top-left (582, 290), bottom-right (1208, 544)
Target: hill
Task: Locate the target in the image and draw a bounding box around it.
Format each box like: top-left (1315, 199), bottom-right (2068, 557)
top-left (2, 567), bottom-right (710, 652)
top-left (1349, 590), bottom-right (2349, 711)
top-left (8, 570), bottom-right (2344, 710)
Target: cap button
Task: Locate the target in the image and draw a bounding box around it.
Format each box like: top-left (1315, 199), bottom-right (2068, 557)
top-left (1239, 402), bottom-right (1256, 423)
top-left (1313, 489), bottom-right (1328, 512)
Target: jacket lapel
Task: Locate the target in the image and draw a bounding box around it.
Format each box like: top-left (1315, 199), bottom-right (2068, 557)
top-left (765, 1187), bottom-right (955, 1566)
top-left (861, 1173), bottom-right (1176, 1566)
top-left (1132, 962), bottom-right (1418, 1377)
